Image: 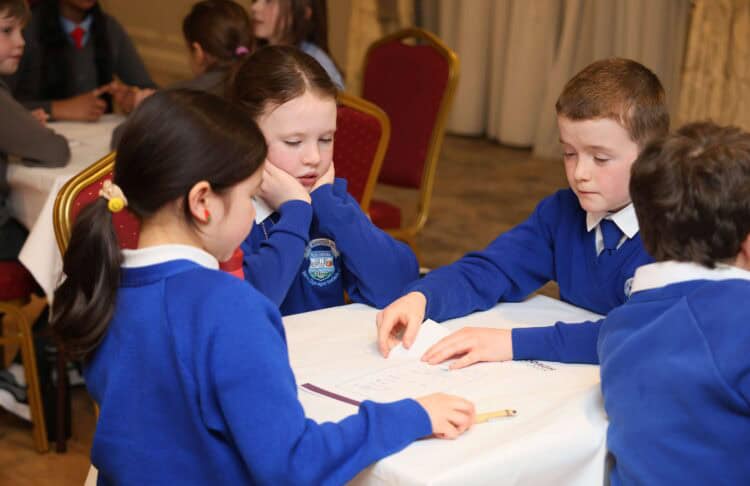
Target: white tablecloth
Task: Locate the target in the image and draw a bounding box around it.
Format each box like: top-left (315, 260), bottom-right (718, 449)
top-left (6, 114), bottom-right (123, 296)
top-left (284, 296), bottom-right (607, 486)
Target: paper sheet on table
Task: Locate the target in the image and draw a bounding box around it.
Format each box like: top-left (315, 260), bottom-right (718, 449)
top-left (303, 320), bottom-right (592, 408)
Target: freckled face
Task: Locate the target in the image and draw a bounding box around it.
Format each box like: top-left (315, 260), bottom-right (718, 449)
top-left (558, 116), bottom-right (640, 213)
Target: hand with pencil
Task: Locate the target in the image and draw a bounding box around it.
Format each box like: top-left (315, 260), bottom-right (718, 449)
top-left (416, 393), bottom-right (475, 439)
top-left (421, 327), bottom-right (514, 369)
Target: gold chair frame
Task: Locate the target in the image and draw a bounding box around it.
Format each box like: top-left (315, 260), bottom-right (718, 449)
top-left (53, 152), bottom-right (117, 255)
top-left (363, 27), bottom-right (460, 253)
top-left (336, 92), bottom-right (391, 214)
top-left (0, 300), bottom-right (48, 452)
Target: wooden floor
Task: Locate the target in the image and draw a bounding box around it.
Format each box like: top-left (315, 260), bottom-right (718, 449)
top-left (0, 134), bottom-right (568, 484)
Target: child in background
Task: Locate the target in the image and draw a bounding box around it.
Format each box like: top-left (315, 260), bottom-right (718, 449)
top-left (6, 0), bottom-right (155, 121)
top-left (378, 58), bottom-right (667, 366)
top-left (599, 121), bottom-right (750, 483)
top-left (251, 0), bottom-right (344, 88)
top-left (1, 0), bottom-right (69, 260)
top-left (174, 0), bottom-right (253, 95)
top-left (109, 0), bottom-right (253, 147)
top-left (228, 45), bottom-right (419, 315)
top-left (51, 89), bottom-right (473, 484)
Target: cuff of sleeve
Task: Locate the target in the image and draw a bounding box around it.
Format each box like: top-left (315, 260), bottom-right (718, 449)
top-left (311, 178), bottom-right (359, 230)
top-left (511, 326), bottom-right (550, 361)
top-left (361, 398), bottom-right (432, 441)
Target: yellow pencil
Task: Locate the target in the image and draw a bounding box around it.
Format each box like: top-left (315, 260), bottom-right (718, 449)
top-left (475, 409), bottom-right (517, 424)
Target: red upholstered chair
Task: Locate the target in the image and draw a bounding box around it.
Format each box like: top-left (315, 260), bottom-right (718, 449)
top-left (54, 152), bottom-right (139, 254)
top-left (0, 263), bottom-right (49, 452)
top-left (333, 92), bottom-right (390, 212)
top-left (361, 28), bottom-right (459, 257)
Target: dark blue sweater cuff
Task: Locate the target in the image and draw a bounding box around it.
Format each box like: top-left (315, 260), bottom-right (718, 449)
top-left (511, 326), bottom-right (551, 360)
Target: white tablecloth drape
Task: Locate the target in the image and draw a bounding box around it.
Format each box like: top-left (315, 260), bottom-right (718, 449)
top-left (7, 115), bottom-right (122, 296)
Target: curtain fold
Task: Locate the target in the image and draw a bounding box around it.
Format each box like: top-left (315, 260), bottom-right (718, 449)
top-left (423, 0), bottom-right (690, 158)
top-left (678, 0), bottom-right (750, 131)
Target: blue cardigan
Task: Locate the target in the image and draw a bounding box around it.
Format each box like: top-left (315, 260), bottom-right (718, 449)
top-left (242, 178), bottom-right (419, 315)
top-left (406, 189), bottom-right (652, 363)
top-left (85, 255), bottom-right (431, 485)
top-left (599, 268), bottom-right (750, 484)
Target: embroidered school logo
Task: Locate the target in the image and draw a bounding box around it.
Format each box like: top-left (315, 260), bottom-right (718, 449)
top-left (303, 238), bottom-right (340, 286)
top-left (624, 277), bottom-right (634, 299)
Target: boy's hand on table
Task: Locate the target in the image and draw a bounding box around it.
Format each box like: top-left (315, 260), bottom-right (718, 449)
top-left (376, 291), bottom-right (427, 357)
top-left (421, 327), bottom-right (513, 369)
top-left (260, 161), bottom-right (311, 209)
top-left (416, 393), bottom-right (475, 439)
top-left (29, 108), bottom-right (49, 126)
top-left (51, 88), bottom-right (108, 121)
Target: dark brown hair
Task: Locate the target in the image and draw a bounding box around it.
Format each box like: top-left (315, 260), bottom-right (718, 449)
top-left (52, 89), bottom-right (267, 360)
top-left (556, 58), bottom-right (669, 148)
top-left (631, 121), bottom-right (750, 267)
top-left (183, 0), bottom-right (254, 70)
top-left (227, 44), bottom-right (337, 120)
top-left (0, 0), bottom-right (29, 21)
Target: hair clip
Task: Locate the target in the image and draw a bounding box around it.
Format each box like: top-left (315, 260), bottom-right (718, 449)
top-left (99, 180), bottom-right (128, 213)
top-left (235, 45), bottom-right (250, 56)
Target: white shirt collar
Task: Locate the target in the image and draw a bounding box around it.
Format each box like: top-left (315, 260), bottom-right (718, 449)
top-left (121, 244), bottom-right (218, 270)
top-left (586, 203), bottom-right (639, 238)
top-left (631, 261), bottom-right (750, 294)
top-left (253, 197), bottom-right (273, 223)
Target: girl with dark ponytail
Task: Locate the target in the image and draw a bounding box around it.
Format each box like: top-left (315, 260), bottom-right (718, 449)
top-left (53, 88), bottom-right (473, 485)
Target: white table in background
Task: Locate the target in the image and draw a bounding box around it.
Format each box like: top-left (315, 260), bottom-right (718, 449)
top-left (285, 296), bottom-right (607, 486)
top-left (6, 114), bottom-right (123, 296)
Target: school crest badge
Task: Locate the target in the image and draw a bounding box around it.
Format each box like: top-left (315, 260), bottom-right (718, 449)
top-left (303, 238), bottom-right (341, 286)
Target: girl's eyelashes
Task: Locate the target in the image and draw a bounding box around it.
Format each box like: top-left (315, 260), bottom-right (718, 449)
top-left (319, 137), bottom-right (333, 144)
top-left (283, 140), bottom-right (301, 146)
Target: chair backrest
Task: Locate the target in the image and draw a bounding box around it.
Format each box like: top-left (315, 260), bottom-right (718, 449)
top-left (53, 152), bottom-right (140, 255)
top-left (362, 28), bottom-right (459, 196)
top-left (333, 92), bottom-right (390, 212)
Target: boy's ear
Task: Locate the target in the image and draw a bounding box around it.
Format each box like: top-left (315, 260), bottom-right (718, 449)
top-left (187, 181), bottom-right (212, 223)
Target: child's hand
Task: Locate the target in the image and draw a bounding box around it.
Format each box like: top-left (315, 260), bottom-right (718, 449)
top-left (30, 108), bottom-right (49, 126)
top-left (311, 161), bottom-right (335, 192)
top-left (260, 161), bottom-right (311, 209)
top-left (376, 291), bottom-right (427, 357)
top-left (51, 88), bottom-right (108, 121)
top-left (416, 393), bottom-right (475, 439)
top-left (421, 328), bottom-right (513, 369)
top-left (132, 88), bottom-right (156, 110)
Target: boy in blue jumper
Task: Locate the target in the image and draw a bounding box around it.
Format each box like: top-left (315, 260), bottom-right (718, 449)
top-left (599, 121), bottom-right (750, 484)
top-left (377, 58), bottom-right (667, 365)
top-left (229, 46), bottom-right (419, 316)
top-left (52, 90), bottom-right (474, 485)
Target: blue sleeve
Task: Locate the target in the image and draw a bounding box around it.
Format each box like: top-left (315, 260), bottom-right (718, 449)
top-left (511, 319), bottom-right (602, 364)
top-left (312, 179), bottom-right (419, 308)
top-left (407, 193), bottom-right (561, 322)
top-left (206, 290), bottom-right (432, 485)
top-left (242, 200), bottom-right (313, 305)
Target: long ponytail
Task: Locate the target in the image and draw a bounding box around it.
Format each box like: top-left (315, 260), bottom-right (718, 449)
top-left (52, 199), bottom-right (121, 360)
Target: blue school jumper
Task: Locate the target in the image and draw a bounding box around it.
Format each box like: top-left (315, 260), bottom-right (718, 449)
top-left (242, 178), bottom-right (419, 315)
top-left (405, 189), bottom-right (652, 362)
top-left (598, 261), bottom-right (750, 485)
top-left (85, 245), bottom-right (431, 485)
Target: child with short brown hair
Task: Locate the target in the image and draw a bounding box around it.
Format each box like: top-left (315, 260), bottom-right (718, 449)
top-left (378, 58), bottom-right (667, 367)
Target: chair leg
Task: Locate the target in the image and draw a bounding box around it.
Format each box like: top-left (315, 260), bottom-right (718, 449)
top-left (55, 342), bottom-right (68, 452)
top-left (13, 307), bottom-right (49, 453)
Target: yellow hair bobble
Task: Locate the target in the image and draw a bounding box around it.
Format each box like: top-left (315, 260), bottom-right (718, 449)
top-left (99, 180), bottom-right (128, 213)
top-left (107, 197), bottom-right (126, 213)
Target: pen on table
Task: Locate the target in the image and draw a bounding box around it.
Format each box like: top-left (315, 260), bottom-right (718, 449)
top-left (475, 409), bottom-right (517, 424)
